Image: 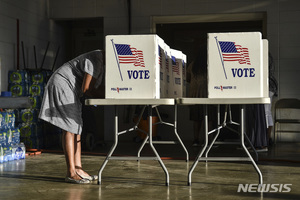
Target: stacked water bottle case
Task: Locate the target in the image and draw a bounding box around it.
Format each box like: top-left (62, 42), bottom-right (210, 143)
top-left (8, 69), bottom-right (52, 150)
top-left (0, 110), bottom-right (26, 163)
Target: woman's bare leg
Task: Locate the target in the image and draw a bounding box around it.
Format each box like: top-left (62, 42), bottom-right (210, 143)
top-left (62, 130), bottom-right (82, 180)
top-left (74, 134), bottom-right (90, 177)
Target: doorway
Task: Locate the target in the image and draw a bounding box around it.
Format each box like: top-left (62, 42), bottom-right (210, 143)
top-left (64, 18), bottom-right (104, 59)
top-left (153, 13), bottom-right (266, 141)
top-left (155, 20), bottom-right (264, 65)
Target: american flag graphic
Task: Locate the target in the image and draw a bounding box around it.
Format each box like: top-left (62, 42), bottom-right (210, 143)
top-left (171, 56), bottom-right (180, 75)
top-left (115, 44), bottom-right (145, 67)
top-left (218, 41), bottom-right (251, 65)
top-left (158, 45), bottom-right (163, 69)
top-left (166, 56), bottom-right (169, 72)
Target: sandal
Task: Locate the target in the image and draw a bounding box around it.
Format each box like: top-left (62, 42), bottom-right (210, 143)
top-left (75, 166), bottom-right (98, 181)
top-left (76, 172), bottom-right (98, 181)
top-left (65, 177), bottom-right (90, 184)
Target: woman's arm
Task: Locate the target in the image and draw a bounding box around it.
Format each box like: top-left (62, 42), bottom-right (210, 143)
top-left (82, 73), bottom-right (104, 98)
top-left (82, 73), bottom-right (93, 94)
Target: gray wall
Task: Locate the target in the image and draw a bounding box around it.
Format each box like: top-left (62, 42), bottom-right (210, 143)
top-left (0, 0), bottom-right (67, 92)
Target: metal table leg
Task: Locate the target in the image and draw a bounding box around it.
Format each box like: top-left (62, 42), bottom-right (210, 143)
top-left (98, 105), bottom-right (119, 185)
top-left (187, 104), bottom-right (263, 186)
top-left (147, 105), bottom-right (170, 186)
top-left (188, 104), bottom-right (209, 186)
top-left (174, 105), bottom-right (189, 162)
top-left (98, 105), bottom-right (170, 185)
top-left (205, 105), bottom-right (221, 158)
top-left (240, 105), bottom-right (263, 184)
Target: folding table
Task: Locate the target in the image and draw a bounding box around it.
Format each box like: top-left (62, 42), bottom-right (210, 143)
top-left (0, 97), bottom-right (31, 108)
top-left (176, 97), bottom-right (270, 186)
top-left (85, 98), bottom-right (189, 186)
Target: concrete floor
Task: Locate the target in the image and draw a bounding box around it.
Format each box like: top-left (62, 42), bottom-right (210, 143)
top-left (1, 142), bottom-right (300, 200)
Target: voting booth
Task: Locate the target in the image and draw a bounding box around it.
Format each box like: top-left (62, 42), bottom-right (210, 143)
top-left (164, 44), bottom-right (172, 98)
top-left (159, 42), bottom-right (168, 98)
top-left (262, 39), bottom-right (269, 98)
top-left (105, 34), bottom-right (187, 99)
top-left (207, 32), bottom-right (268, 98)
top-left (106, 35), bottom-right (164, 99)
top-left (169, 49), bottom-right (187, 98)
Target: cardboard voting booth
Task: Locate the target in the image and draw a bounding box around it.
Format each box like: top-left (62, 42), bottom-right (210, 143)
top-left (105, 34), bottom-right (187, 99)
top-left (207, 32), bottom-right (268, 98)
top-left (159, 42), bottom-right (167, 98)
top-left (182, 53), bottom-right (187, 97)
top-left (262, 39), bottom-right (269, 98)
top-left (164, 44), bottom-right (172, 98)
top-left (169, 49), bottom-right (187, 98)
top-left (105, 35), bottom-right (164, 99)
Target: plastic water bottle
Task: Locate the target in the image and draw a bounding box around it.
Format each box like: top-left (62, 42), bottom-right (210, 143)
top-left (6, 129), bottom-right (12, 145)
top-left (0, 144), bottom-right (3, 163)
top-left (3, 143), bottom-right (12, 162)
top-left (18, 143), bottom-right (26, 160)
top-left (0, 130), bottom-right (4, 146)
top-left (1, 112), bottom-right (8, 129)
top-left (8, 143), bottom-right (13, 162)
top-left (12, 128), bottom-right (20, 144)
top-left (15, 144), bottom-right (21, 160)
top-left (0, 112), bottom-right (3, 129)
top-left (3, 144), bottom-right (7, 162)
top-left (14, 142), bottom-right (25, 160)
top-left (11, 143), bottom-right (17, 160)
top-left (6, 110), bottom-right (15, 128)
top-left (11, 111), bottom-right (16, 128)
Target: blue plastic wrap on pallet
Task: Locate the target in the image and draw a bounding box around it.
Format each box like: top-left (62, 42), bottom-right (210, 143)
top-left (7, 111), bottom-right (15, 129)
top-left (19, 122), bottom-right (43, 149)
top-left (18, 122), bottom-right (43, 138)
top-left (29, 83), bottom-right (44, 97)
top-left (8, 83), bottom-right (29, 97)
top-left (11, 143), bottom-right (25, 160)
top-left (8, 70), bottom-right (28, 84)
top-left (12, 128), bottom-right (20, 144)
top-left (29, 96), bottom-right (42, 109)
top-left (10, 142), bottom-right (26, 160)
top-left (19, 123), bottom-right (36, 138)
top-left (0, 111), bottom-right (15, 130)
top-left (0, 112), bottom-right (3, 129)
top-left (0, 112), bottom-right (8, 129)
top-left (5, 129), bottom-right (12, 145)
top-left (21, 136), bottom-right (43, 149)
top-left (44, 70), bottom-right (53, 82)
top-left (3, 143), bottom-right (12, 162)
top-left (16, 109), bottom-right (38, 123)
top-left (29, 70), bottom-right (48, 84)
top-left (0, 144), bottom-right (3, 163)
top-left (0, 129), bottom-right (5, 146)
